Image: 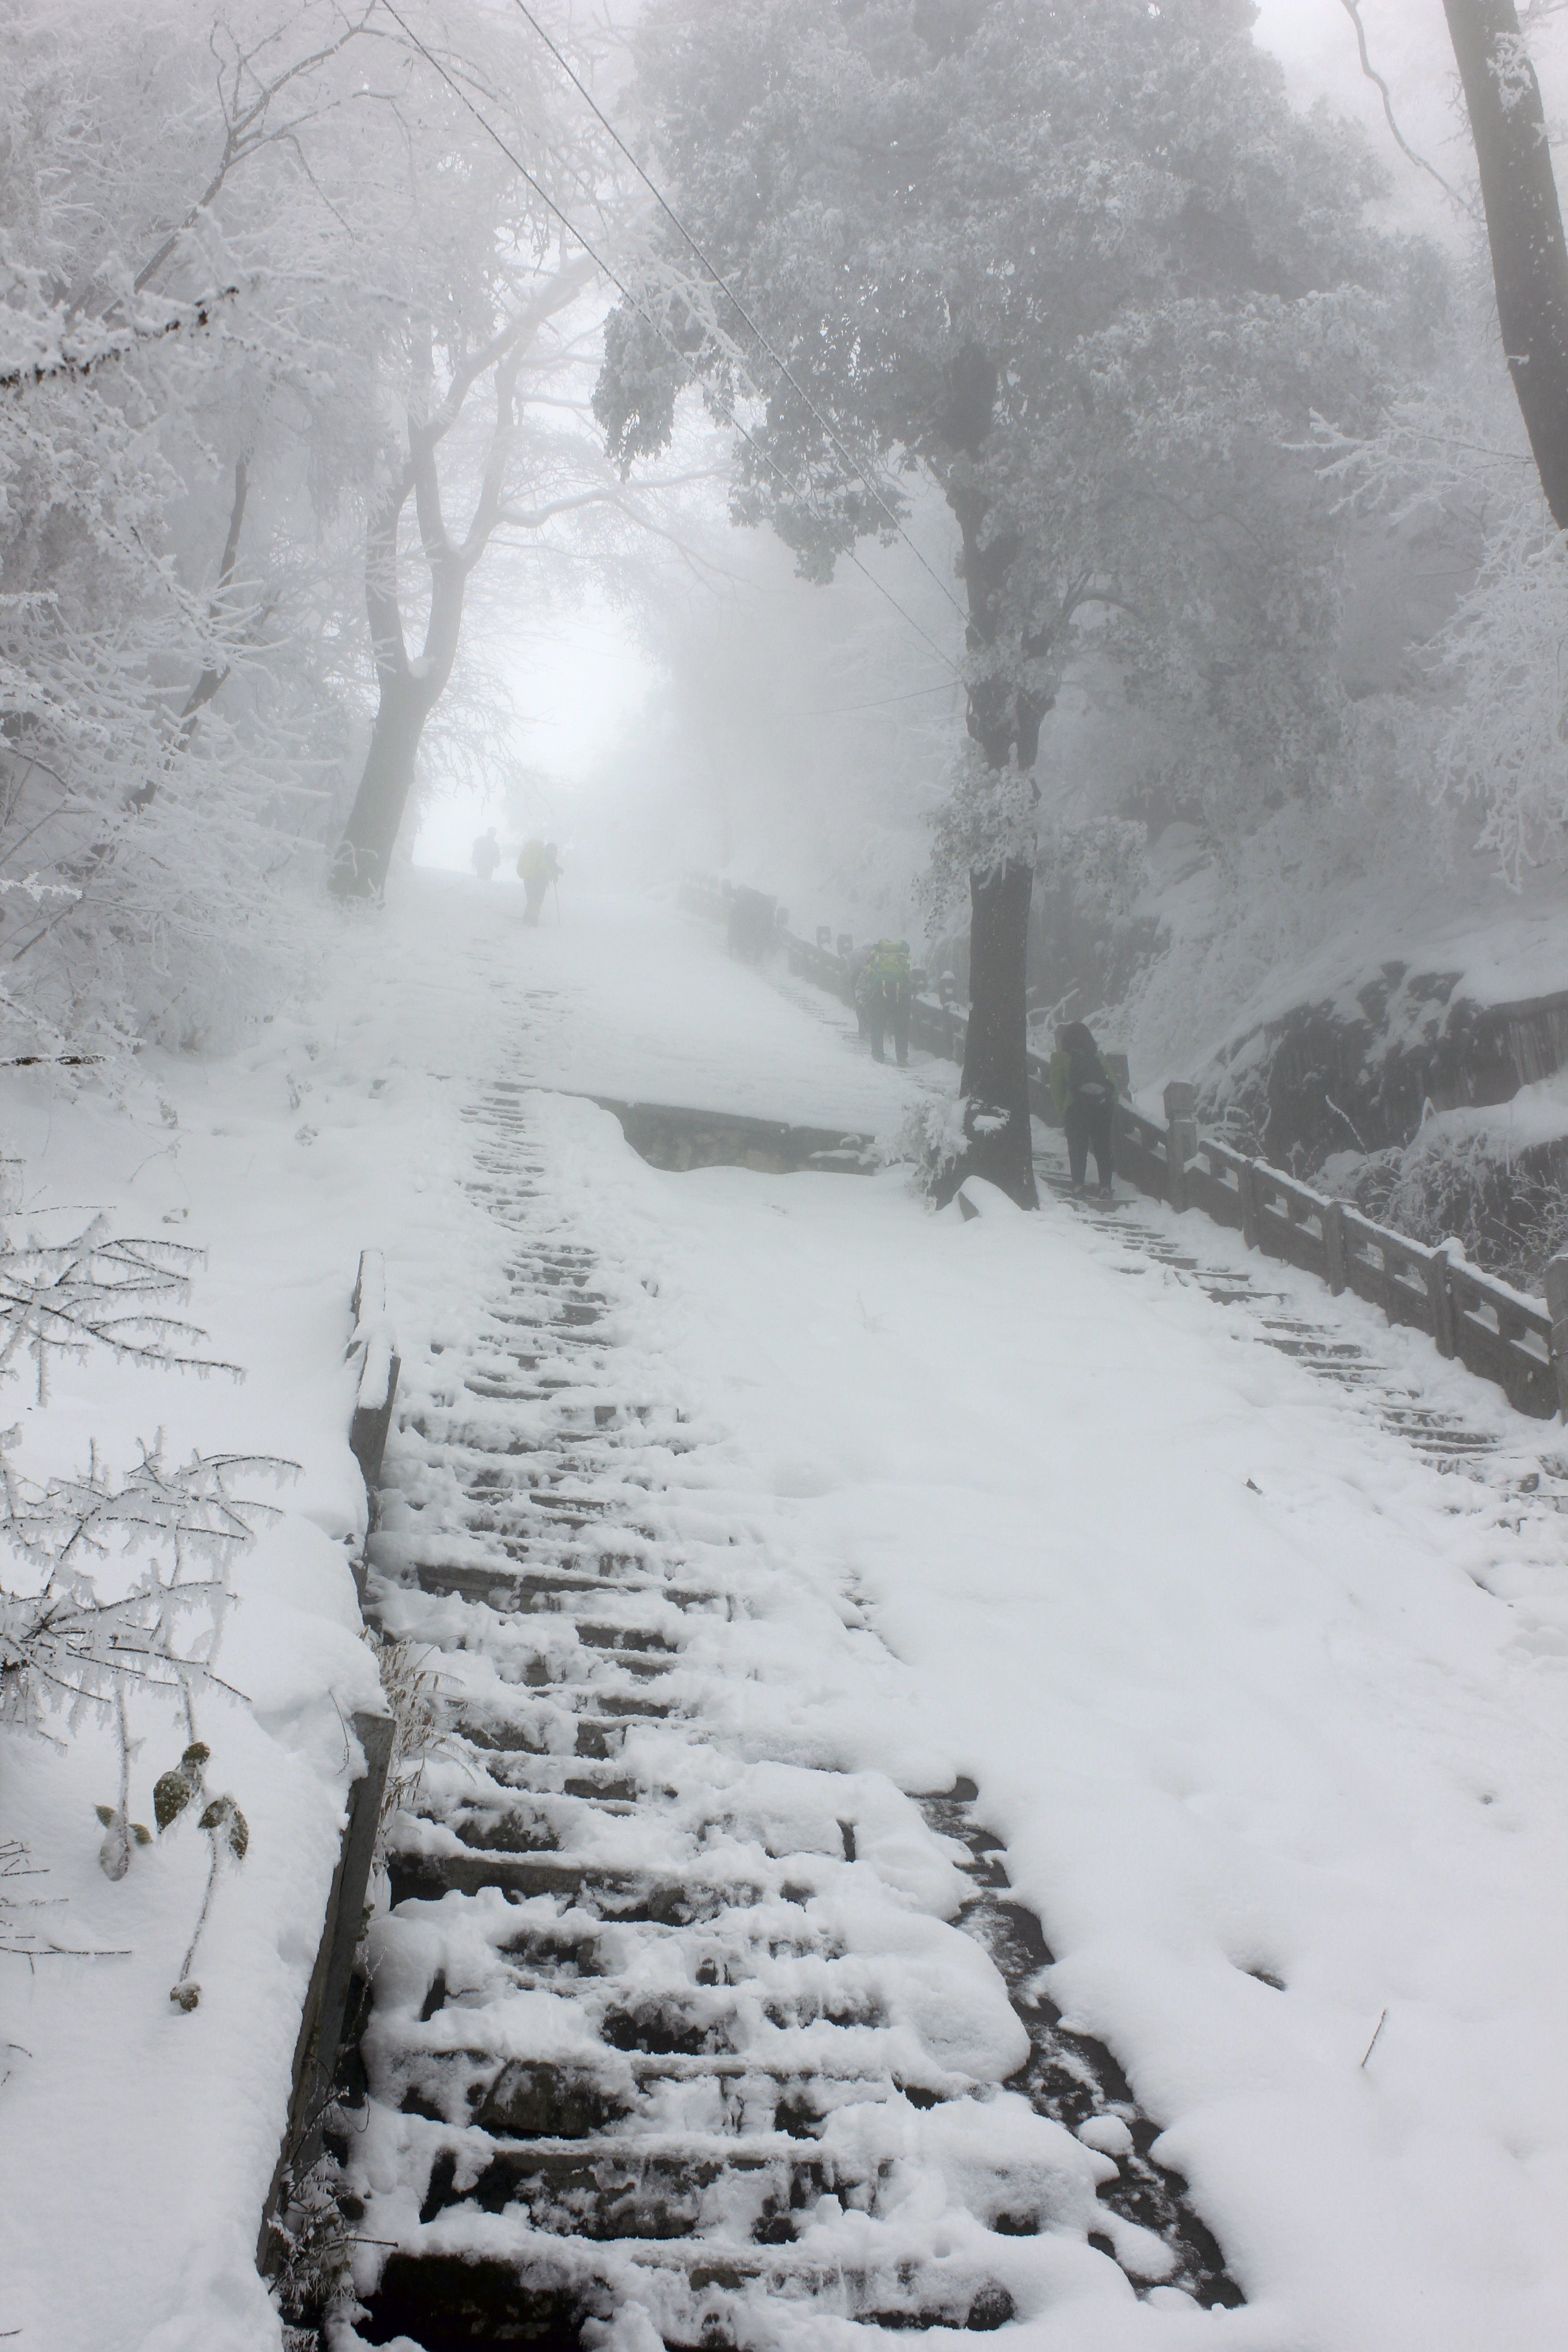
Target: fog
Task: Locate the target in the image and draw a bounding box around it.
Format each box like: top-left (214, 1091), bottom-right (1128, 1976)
top-left (398, 0), bottom-right (1568, 1178)
top-left (8, 9), bottom-right (1568, 2345)
top-left (7, 0), bottom-right (1568, 1230)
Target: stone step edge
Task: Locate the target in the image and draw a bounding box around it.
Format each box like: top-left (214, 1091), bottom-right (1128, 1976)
top-left (391, 2048), bottom-right (968, 2089)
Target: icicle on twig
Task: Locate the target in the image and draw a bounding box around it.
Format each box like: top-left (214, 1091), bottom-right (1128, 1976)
top-left (94, 1681), bottom-right (151, 1880)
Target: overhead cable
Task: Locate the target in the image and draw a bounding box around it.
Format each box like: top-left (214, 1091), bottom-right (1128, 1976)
top-left (376, 0), bottom-right (961, 677)
top-left (508, 0), bottom-right (973, 632)
top-left (789, 681), bottom-right (959, 717)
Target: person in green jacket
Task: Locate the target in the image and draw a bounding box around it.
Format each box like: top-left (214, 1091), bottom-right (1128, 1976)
top-left (858, 939), bottom-right (913, 1065)
top-left (1050, 1020), bottom-right (1119, 1196)
top-left (517, 837), bottom-right (561, 925)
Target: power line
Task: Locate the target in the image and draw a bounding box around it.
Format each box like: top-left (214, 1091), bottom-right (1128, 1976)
top-left (789, 681), bottom-right (958, 717)
top-left (374, 0), bottom-right (961, 678)
top-left (508, 0), bottom-right (973, 632)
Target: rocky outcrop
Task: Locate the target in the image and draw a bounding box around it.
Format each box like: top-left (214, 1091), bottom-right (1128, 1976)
top-left (1203, 965), bottom-right (1568, 1171)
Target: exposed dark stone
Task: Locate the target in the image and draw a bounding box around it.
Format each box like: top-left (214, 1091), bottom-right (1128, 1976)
top-left (359, 2253), bottom-right (593, 2347)
top-left (452, 1807), bottom-right (559, 1854)
top-left (475, 2060), bottom-right (633, 2139)
top-left (915, 1782), bottom-right (1245, 2310)
top-left (965, 2283), bottom-right (1017, 2330)
top-left (603, 2002), bottom-right (728, 2057)
top-left (418, 2148), bottom-right (457, 2227)
top-left (592, 1098), bottom-right (875, 1176)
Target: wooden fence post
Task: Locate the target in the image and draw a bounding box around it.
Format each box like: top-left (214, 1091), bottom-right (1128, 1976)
top-left (1323, 1199), bottom-right (1347, 1297)
top-left (1162, 1082), bottom-right (1197, 1213)
top-left (1425, 1245), bottom-right (1457, 1358)
top-left (257, 1708), bottom-right (394, 2272)
top-left (1545, 1251), bottom-right (1568, 1417)
top-left (1238, 1159), bottom-right (1259, 1251)
top-left (348, 1249), bottom-right (400, 1496)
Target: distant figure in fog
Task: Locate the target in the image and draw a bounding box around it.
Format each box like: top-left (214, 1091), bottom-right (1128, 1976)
top-left (517, 837), bottom-right (561, 924)
top-left (846, 941), bottom-right (873, 1036)
top-left (859, 939), bottom-right (913, 1066)
top-left (471, 826), bottom-right (500, 881)
top-left (726, 885), bottom-right (776, 964)
top-left (1050, 1020), bottom-right (1119, 1196)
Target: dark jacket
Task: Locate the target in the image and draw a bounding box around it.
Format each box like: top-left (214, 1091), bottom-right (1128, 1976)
top-left (1049, 1029), bottom-right (1120, 1121)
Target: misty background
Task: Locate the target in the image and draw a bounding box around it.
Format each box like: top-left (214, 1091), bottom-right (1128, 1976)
top-left (10, 0), bottom-right (1568, 1268)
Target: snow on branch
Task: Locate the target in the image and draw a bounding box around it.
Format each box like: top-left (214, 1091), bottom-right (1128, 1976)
top-left (0, 1439), bottom-right (294, 1737)
top-left (0, 288), bottom-right (241, 397)
top-left (0, 1835), bottom-right (128, 1963)
top-left (921, 743), bottom-right (1040, 925)
top-left (0, 1215), bottom-right (242, 1403)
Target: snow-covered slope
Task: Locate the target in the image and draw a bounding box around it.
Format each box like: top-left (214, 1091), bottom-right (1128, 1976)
top-left (2, 870), bottom-right (1563, 2352)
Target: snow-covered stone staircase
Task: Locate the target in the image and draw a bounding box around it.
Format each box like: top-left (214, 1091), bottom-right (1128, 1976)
top-left (1038, 1161), bottom-right (1563, 1480)
top-left (334, 1083), bottom-right (1241, 2348)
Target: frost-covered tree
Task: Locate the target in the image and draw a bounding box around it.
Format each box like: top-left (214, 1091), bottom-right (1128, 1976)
top-left (319, 0), bottom-right (629, 896)
top-left (1328, 326), bottom-right (1568, 887)
top-left (0, 1196), bottom-right (289, 1987)
top-left (0, 0), bottom-right (400, 1046)
top-left (594, 0), bottom-right (1431, 1201)
top-left (0, 0), bottom-right (634, 1014)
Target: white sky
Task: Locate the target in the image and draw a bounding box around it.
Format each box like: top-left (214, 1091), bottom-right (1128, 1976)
top-left (412, 593), bottom-right (658, 873)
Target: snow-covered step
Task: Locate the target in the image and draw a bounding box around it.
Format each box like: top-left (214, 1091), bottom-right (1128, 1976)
top-left (1041, 1155), bottom-right (1554, 1474)
top-left (324, 1086), bottom-right (1245, 2345)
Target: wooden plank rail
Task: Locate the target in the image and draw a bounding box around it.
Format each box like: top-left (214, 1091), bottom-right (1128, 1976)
top-left (1111, 1104), bottom-right (1168, 1203)
top-left (1447, 1257), bottom-right (1558, 1419)
top-left (679, 872), bottom-right (1568, 1423)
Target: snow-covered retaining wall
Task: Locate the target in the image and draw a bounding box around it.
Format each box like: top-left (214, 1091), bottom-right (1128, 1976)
top-left (255, 1253), bottom-right (398, 2274)
top-left (680, 875), bottom-right (1568, 1423)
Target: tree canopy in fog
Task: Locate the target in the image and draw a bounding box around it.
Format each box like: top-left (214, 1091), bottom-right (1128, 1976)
top-left (5, 0), bottom-right (1568, 1152)
top-left (0, 0), bottom-right (637, 1035)
top-left (595, 0), bottom-right (1449, 1199)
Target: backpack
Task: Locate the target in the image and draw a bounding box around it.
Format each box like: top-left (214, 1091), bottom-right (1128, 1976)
top-left (1066, 1041), bottom-right (1110, 1102)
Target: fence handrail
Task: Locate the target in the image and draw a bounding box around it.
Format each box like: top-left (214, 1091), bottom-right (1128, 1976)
top-left (680, 871), bottom-right (1568, 1422)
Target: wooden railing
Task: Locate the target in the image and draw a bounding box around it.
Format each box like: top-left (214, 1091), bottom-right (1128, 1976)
top-left (680, 872), bottom-right (1568, 1423)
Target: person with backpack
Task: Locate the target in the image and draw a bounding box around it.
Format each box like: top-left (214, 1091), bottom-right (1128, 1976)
top-left (517, 837), bottom-right (562, 925)
top-left (1050, 1020), bottom-right (1121, 1196)
top-left (845, 941), bottom-right (874, 1038)
top-left (859, 939), bottom-right (913, 1066)
top-left (471, 826), bottom-right (500, 881)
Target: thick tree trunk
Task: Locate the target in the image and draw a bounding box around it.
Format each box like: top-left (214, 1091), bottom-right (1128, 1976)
top-left (329, 671), bottom-right (437, 898)
top-left (950, 858), bottom-right (1039, 1208)
top-left (935, 388), bottom-right (1043, 1211)
top-left (1445, 0), bottom-right (1568, 529)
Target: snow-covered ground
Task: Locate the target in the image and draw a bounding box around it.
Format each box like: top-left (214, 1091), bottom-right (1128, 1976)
top-left (622, 1140), bottom-right (1567, 2348)
top-left (3, 870), bottom-right (1565, 2351)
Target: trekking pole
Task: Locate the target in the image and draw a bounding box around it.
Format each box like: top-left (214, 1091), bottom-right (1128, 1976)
top-left (553, 879), bottom-right (561, 926)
